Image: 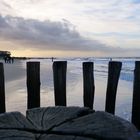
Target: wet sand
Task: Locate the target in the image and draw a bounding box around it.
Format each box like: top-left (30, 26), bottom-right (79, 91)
top-left (0, 58), bottom-right (133, 120)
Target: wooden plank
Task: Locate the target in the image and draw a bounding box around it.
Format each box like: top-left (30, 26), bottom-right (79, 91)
top-left (40, 134), bottom-right (94, 140)
top-left (83, 62), bottom-right (95, 109)
top-left (0, 107), bottom-right (139, 140)
top-left (26, 106), bottom-right (92, 131)
top-left (0, 130), bottom-right (35, 140)
top-left (105, 61), bottom-right (122, 114)
top-left (53, 61), bottom-right (67, 106)
top-left (0, 112), bottom-right (35, 130)
top-left (27, 62), bottom-right (40, 109)
top-left (132, 61), bottom-right (140, 130)
top-left (0, 63), bottom-right (6, 113)
top-left (53, 111), bottom-right (138, 140)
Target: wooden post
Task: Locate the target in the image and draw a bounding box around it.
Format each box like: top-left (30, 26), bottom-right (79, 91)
top-left (105, 61), bottom-right (122, 114)
top-left (0, 63), bottom-right (6, 113)
top-left (132, 61), bottom-right (140, 130)
top-left (27, 62), bottom-right (40, 109)
top-left (53, 61), bottom-right (67, 106)
top-left (83, 62), bottom-right (95, 109)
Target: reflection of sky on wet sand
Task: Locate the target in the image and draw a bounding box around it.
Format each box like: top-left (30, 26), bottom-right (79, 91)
top-left (0, 59), bottom-right (26, 114)
top-left (0, 58), bottom-right (134, 120)
top-left (4, 60), bottom-right (26, 82)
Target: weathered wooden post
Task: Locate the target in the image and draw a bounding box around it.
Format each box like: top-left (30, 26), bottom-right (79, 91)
top-left (53, 61), bottom-right (67, 106)
top-left (27, 62), bottom-right (40, 109)
top-left (132, 61), bottom-right (140, 130)
top-left (0, 63), bottom-right (6, 113)
top-left (105, 61), bottom-right (122, 114)
top-left (83, 62), bottom-right (95, 109)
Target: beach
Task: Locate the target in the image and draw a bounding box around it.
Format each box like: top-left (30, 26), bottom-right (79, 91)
top-left (0, 57), bottom-right (139, 121)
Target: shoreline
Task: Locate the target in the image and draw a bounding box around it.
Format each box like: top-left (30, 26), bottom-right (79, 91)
top-left (0, 58), bottom-right (137, 120)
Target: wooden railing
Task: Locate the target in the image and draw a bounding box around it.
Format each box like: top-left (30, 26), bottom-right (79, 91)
top-left (0, 61), bottom-right (140, 130)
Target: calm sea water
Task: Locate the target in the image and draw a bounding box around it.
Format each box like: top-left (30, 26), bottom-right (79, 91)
top-left (1, 57), bottom-right (140, 121)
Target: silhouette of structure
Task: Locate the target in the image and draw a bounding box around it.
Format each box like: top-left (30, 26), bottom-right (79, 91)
top-left (0, 51), bottom-right (11, 59)
top-left (0, 51), bottom-right (13, 63)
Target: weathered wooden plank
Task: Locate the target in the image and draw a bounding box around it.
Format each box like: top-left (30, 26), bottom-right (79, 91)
top-left (52, 111), bottom-right (139, 140)
top-left (83, 62), bottom-right (95, 109)
top-left (0, 130), bottom-right (35, 140)
top-left (132, 61), bottom-right (140, 130)
top-left (0, 63), bottom-right (6, 113)
top-left (105, 61), bottom-right (122, 114)
top-left (0, 107), bottom-right (139, 140)
top-left (27, 62), bottom-right (40, 109)
top-left (26, 106), bottom-right (93, 131)
top-left (0, 112), bottom-right (35, 130)
top-left (39, 134), bottom-right (95, 140)
top-left (53, 61), bottom-right (67, 106)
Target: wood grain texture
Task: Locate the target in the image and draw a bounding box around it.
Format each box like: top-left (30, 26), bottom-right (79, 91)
top-left (0, 112), bottom-right (35, 130)
top-left (0, 130), bottom-right (35, 140)
top-left (53, 111), bottom-right (138, 140)
top-left (26, 106), bottom-right (93, 131)
top-left (39, 134), bottom-right (95, 140)
top-left (0, 107), bottom-right (139, 140)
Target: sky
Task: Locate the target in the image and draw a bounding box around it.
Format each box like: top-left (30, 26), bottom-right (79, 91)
top-left (0, 0), bottom-right (140, 57)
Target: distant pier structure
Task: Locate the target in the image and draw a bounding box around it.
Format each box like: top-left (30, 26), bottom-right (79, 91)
top-left (0, 51), bottom-right (14, 63)
top-left (0, 51), bottom-right (11, 59)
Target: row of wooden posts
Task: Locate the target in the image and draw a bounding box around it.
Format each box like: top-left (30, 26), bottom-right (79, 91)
top-left (0, 61), bottom-right (140, 130)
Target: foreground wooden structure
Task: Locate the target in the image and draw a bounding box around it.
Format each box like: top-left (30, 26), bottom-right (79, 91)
top-left (0, 61), bottom-right (140, 130)
top-left (0, 106), bottom-right (139, 140)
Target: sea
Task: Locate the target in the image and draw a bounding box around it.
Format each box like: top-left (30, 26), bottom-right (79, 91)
top-left (1, 57), bottom-right (140, 122)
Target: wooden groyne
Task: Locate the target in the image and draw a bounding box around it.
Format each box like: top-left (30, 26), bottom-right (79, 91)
top-left (0, 61), bottom-right (140, 130)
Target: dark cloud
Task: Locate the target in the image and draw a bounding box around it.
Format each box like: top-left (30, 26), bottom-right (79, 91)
top-left (0, 15), bottom-right (117, 52)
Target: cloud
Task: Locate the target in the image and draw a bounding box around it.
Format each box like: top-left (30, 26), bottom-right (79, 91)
top-left (92, 32), bottom-right (140, 39)
top-left (0, 1), bottom-right (139, 57)
top-left (0, 15), bottom-right (115, 52)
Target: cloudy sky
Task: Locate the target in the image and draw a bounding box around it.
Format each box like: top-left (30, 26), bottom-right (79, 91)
top-left (0, 0), bottom-right (140, 57)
